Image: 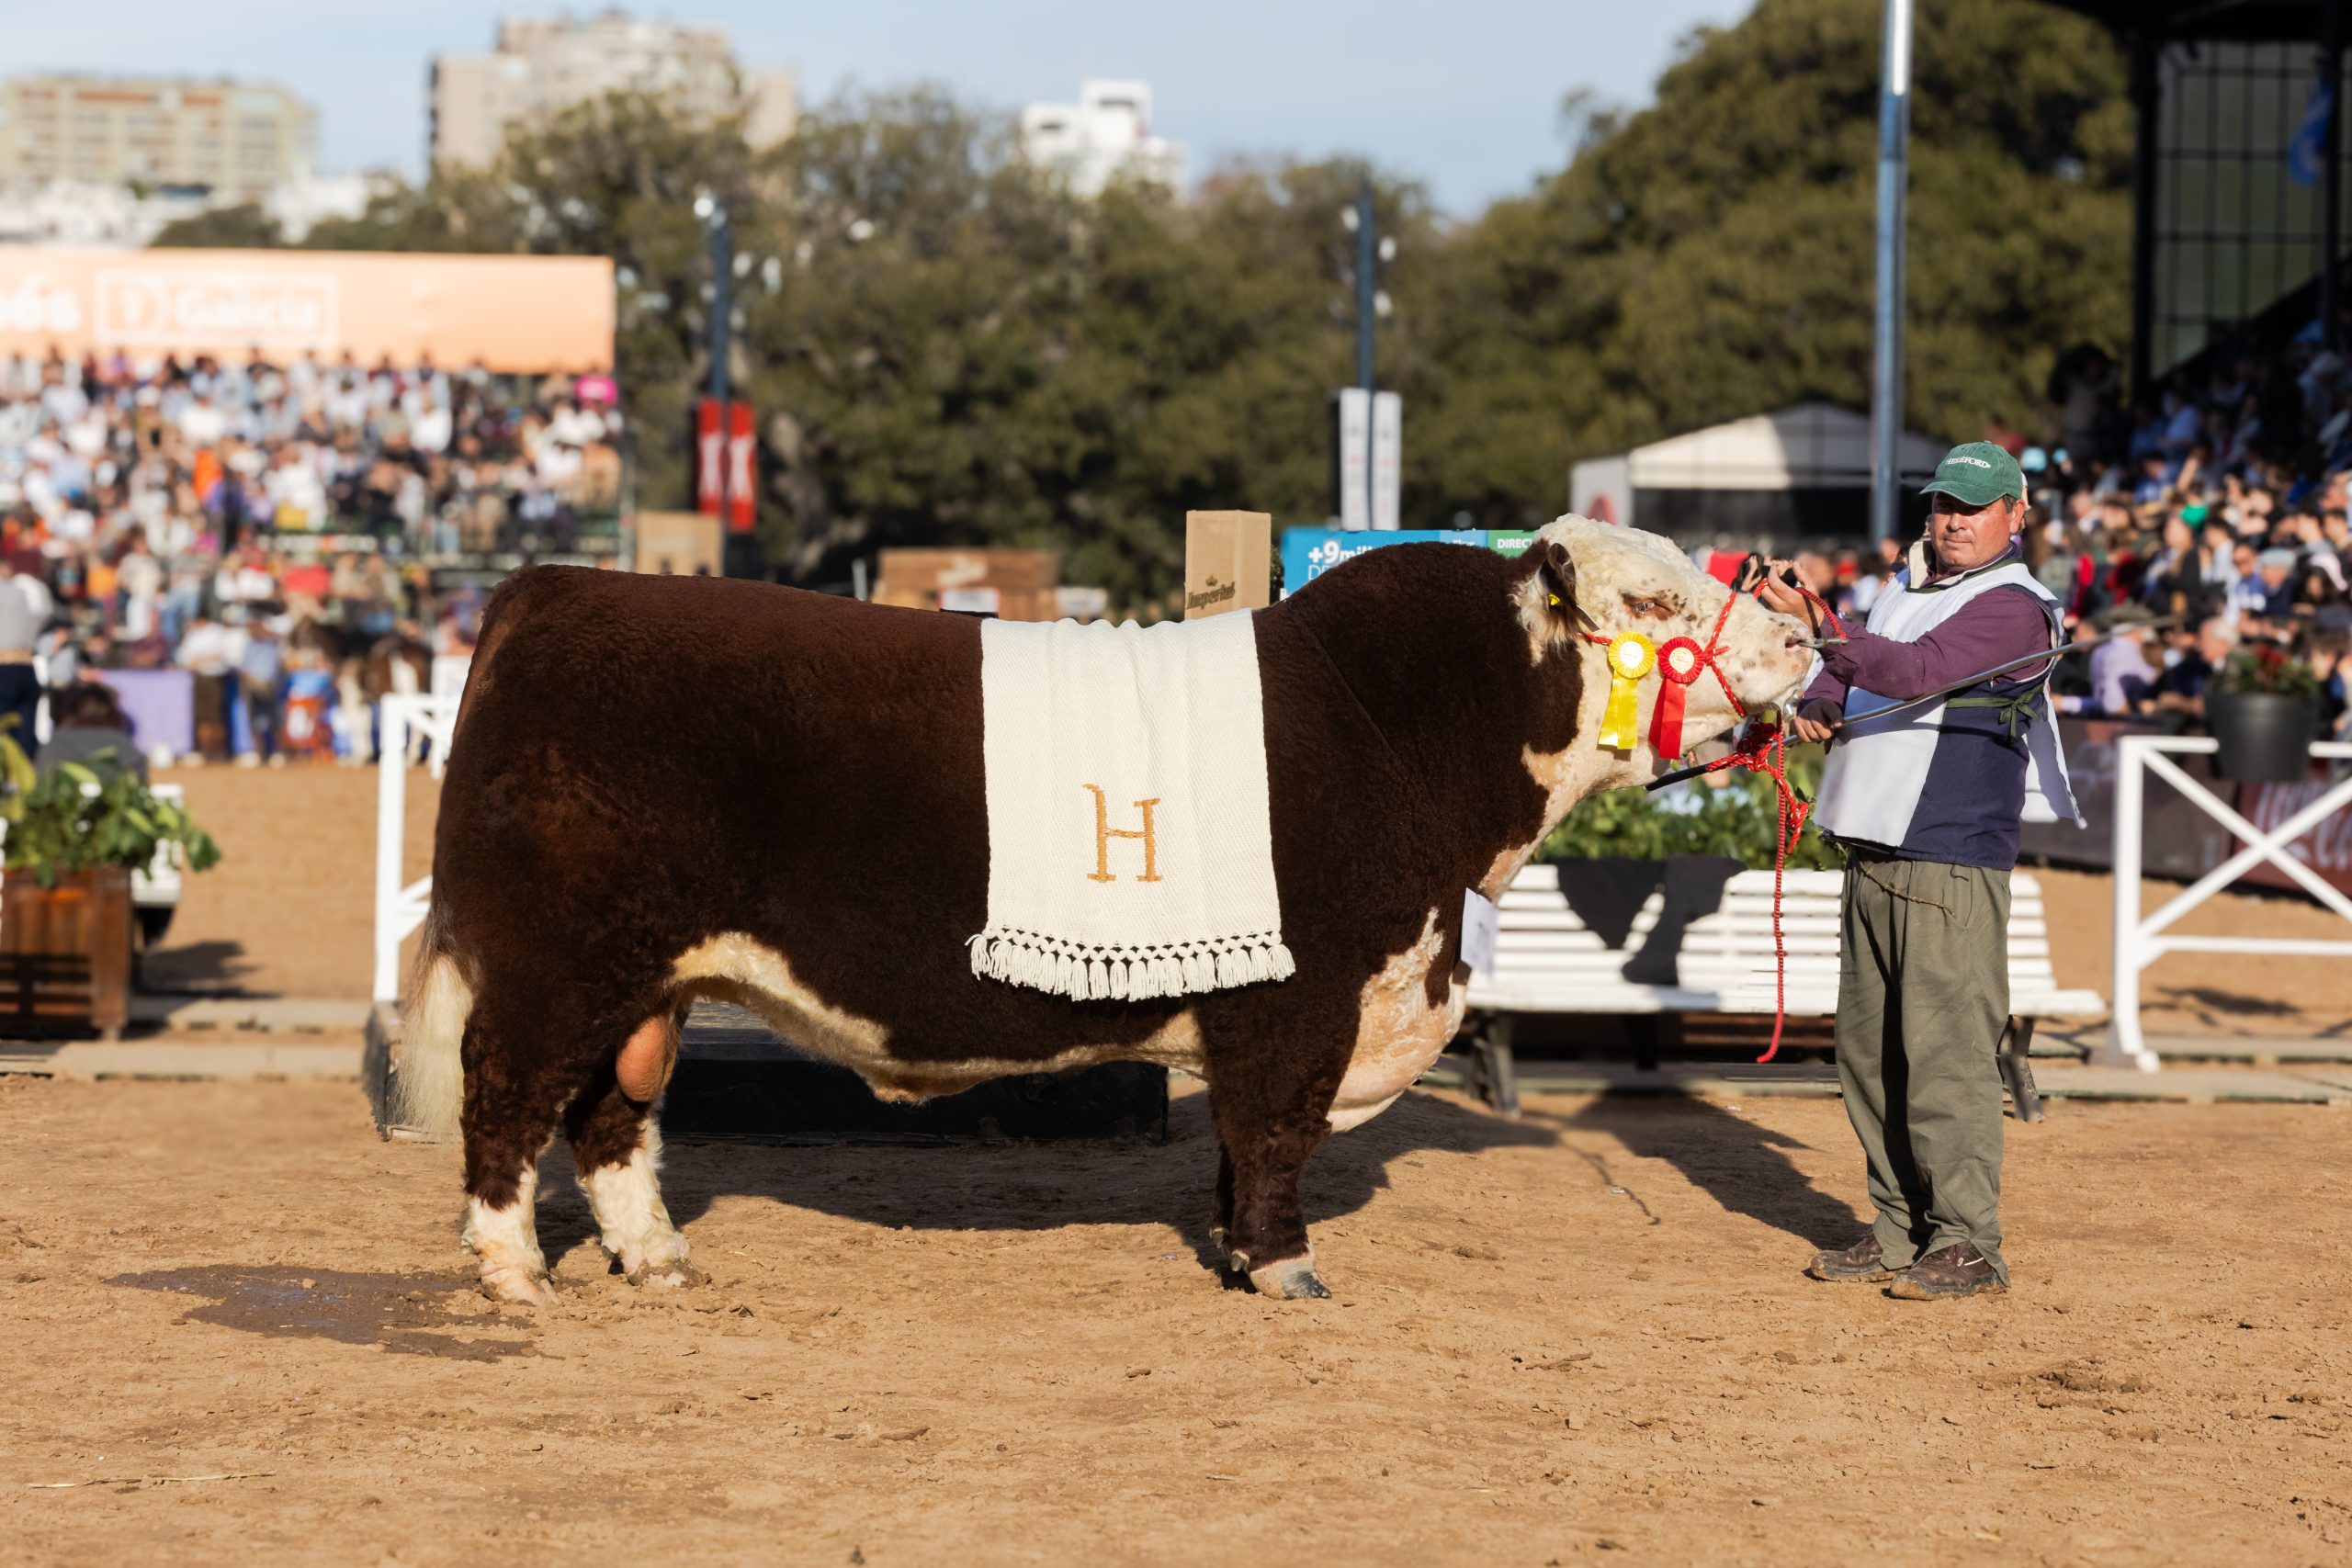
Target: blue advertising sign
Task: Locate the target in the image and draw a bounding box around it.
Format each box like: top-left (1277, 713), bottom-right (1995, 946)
top-left (1281, 528), bottom-right (1489, 594)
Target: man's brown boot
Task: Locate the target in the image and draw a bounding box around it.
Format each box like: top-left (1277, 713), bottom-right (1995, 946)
top-left (1805, 1233), bottom-right (1893, 1282)
top-left (1886, 1244), bottom-right (2007, 1300)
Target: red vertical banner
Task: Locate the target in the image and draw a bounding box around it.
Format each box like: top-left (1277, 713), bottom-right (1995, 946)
top-left (695, 398), bottom-right (724, 516)
top-left (727, 400), bottom-right (756, 534)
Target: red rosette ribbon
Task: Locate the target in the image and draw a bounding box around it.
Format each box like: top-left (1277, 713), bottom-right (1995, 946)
top-left (1649, 636), bottom-right (1706, 760)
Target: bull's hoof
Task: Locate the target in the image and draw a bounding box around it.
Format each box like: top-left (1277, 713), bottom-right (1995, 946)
top-left (479, 1265), bottom-right (558, 1308)
top-left (626, 1257), bottom-right (707, 1291)
top-left (1248, 1258), bottom-right (1331, 1301)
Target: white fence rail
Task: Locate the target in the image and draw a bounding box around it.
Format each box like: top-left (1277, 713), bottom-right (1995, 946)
top-left (374, 694), bottom-right (462, 1003)
top-left (2109, 734), bottom-right (2352, 1071)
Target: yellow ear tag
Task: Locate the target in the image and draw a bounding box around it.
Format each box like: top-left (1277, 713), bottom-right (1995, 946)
top-left (1599, 632), bottom-right (1656, 750)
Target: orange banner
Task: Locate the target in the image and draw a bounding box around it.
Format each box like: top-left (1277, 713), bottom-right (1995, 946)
top-left (0, 248), bottom-right (615, 372)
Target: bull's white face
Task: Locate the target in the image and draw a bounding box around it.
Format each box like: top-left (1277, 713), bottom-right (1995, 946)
top-left (1476, 516), bottom-right (1815, 900)
top-left (1513, 514), bottom-right (1816, 784)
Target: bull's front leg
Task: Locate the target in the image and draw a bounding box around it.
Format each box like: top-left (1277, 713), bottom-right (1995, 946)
top-left (1204, 1024), bottom-right (1348, 1301)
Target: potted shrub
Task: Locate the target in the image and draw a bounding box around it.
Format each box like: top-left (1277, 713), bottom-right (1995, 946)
top-left (2207, 643), bottom-right (2320, 784)
top-left (0, 749), bottom-right (220, 1039)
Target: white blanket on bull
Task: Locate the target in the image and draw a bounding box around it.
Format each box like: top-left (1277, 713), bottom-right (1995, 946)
top-left (972, 612), bottom-right (1295, 1001)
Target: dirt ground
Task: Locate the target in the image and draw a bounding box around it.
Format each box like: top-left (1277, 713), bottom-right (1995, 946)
top-left (138, 765), bottom-right (439, 1001)
top-left (139, 766), bottom-right (2352, 1041)
top-left (4, 1074), bottom-right (2348, 1565)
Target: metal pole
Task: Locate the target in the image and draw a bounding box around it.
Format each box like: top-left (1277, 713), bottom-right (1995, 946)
top-left (2128, 35), bottom-right (2161, 404)
top-left (708, 203), bottom-right (732, 524)
top-left (1354, 177), bottom-right (1376, 394)
top-left (1868, 0), bottom-right (1912, 546)
top-left (1354, 176), bottom-right (1377, 519)
top-left (2324, 1), bottom-right (2346, 354)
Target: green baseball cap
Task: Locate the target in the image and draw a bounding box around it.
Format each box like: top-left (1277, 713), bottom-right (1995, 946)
top-left (1919, 441), bottom-right (2028, 508)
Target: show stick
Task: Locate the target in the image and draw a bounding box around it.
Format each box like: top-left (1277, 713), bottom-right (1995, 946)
top-left (1641, 616), bottom-right (2183, 794)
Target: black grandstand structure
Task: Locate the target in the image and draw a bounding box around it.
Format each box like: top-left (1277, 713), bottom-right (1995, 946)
top-left (2054, 1), bottom-right (2352, 396)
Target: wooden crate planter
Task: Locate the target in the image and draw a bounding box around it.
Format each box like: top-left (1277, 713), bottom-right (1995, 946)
top-left (0, 867), bottom-right (132, 1039)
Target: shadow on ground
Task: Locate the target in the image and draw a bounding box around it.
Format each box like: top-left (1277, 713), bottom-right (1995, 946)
top-left (1527, 1096), bottom-right (1864, 1251)
top-left (138, 939), bottom-right (265, 997)
top-left (107, 1265), bottom-right (534, 1360)
top-left (2155, 985), bottom-right (2305, 1023)
top-left (616, 1086), bottom-right (1556, 1282)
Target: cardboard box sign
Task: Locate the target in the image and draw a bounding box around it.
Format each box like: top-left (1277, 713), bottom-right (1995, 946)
top-left (1183, 511), bottom-right (1273, 620)
top-left (632, 511), bottom-right (724, 577)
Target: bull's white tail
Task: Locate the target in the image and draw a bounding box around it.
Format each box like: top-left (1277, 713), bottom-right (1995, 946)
top-left (395, 942), bottom-right (473, 1141)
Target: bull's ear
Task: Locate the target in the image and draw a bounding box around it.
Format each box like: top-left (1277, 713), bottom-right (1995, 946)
top-left (1539, 541), bottom-right (1588, 629)
top-left (1514, 536), bottom-right (1590, 656)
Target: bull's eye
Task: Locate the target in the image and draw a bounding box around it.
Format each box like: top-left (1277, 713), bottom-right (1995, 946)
top-left (1621, 593), bottom-right (1673, 620)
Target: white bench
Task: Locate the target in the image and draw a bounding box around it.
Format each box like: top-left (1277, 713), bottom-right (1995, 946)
top-left (1460, 865), bottom-right (2106, 1118)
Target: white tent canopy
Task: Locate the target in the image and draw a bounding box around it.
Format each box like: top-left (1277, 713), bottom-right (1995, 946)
top-left (1571, 402), bottom-right (1950, 532)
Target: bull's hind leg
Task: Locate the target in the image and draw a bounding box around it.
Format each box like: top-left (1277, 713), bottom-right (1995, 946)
top-left (1205, 1021), bottom-right (1349, 1302)
top-left (458, 1009), bottom-right (575, 1307)
top-left (565, 1010), bottom-right (704, 1289)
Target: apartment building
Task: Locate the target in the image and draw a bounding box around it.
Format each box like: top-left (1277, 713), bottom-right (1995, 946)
top-left (1020, 80), bottom-right (1185, 198)
top-left (430, 12), bottom-right (797, 169)
top-left (0, 73), bottom-right (317, 201)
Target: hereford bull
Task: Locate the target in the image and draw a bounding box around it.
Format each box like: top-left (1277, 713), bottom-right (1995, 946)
top-left (399, 517), bottom-right (1814, 1304)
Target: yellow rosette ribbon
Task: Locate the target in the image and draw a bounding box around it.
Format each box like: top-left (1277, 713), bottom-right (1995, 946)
top-left (1598, 631), bottom-right (1656, 750)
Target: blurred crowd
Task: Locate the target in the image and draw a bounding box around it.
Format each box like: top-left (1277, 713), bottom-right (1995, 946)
top-left (0, 346), bottom-right (618, 761)
top-left (1780, 341), bottom-right (2352, 744)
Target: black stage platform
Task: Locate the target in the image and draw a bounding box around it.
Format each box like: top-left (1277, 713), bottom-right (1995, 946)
top-left (367, 998), bottom-right (1170, 1145)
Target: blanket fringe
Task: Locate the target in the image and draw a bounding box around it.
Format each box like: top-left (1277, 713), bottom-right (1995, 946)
top-left (969, 928), bottom-right (1295, 1002)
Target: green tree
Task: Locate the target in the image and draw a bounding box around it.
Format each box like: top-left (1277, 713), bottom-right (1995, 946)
top-left (740, 90), bottom-right (1433, 610)
top-left (1426, 0), bottom-right (2132, 525)
top-left (148, 201), bottom-right (285, 249)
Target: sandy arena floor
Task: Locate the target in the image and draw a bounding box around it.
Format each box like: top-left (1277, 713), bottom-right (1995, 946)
top-left (4, 1073), bottom-right (2348, 1565)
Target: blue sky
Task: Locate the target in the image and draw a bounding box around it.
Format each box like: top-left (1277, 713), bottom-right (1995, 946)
top-left (13, 0), bottom-right (1752, 214)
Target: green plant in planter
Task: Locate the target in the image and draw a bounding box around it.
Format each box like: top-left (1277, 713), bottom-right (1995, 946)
top-left (2213, 643), bottom-right (2320, 698)
top-left (3, 750), bottom-right (221, 889)
top-left (1537, 745), bottom-right (1844, 872)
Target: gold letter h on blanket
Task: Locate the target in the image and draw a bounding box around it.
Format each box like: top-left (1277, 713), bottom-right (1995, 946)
top-left (1083, 784), bottom-right (1163, 883)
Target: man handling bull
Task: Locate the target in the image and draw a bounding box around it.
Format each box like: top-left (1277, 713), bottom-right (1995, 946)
top-left (1758, 441), bottom-right (2079, 1301)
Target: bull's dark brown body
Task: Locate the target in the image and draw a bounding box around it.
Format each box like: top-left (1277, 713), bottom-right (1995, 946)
top-left (425, 535), bottom-right (1788, 1300)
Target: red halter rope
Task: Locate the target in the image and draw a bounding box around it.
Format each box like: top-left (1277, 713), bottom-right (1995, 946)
top-left (1581, 576), bottom-right (1845, 1063)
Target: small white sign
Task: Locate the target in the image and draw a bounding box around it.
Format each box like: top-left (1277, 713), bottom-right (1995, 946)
top-left (1371, 390), bottom-right (1402, 531)
top-left (1460, 887), bottom-right (1498, 976)
top-left (1334, 387), bottom-right (1371, 530)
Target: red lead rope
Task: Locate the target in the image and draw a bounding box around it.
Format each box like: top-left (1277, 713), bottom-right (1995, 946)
top-left (1584, 573), bottom-right (1845, 1065)
top-left (1686, 725), bottom-right (1812, 1063)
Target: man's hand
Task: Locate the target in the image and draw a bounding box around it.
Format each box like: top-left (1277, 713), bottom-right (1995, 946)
top-left (1789, 696), bottom-right (1841, 746)
top-left (1753, 559), bottom-right (1824, 634)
